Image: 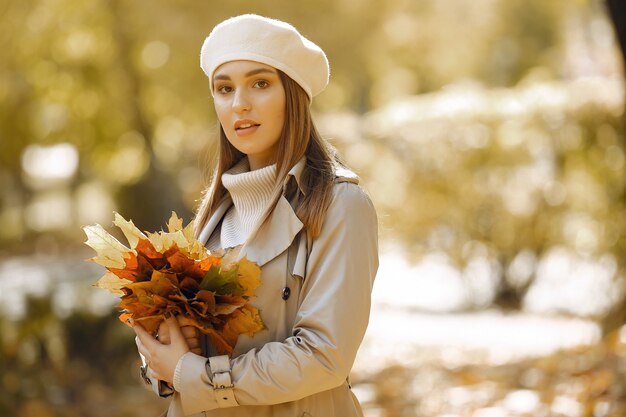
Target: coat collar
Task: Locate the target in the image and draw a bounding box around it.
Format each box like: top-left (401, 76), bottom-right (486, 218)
top-left (198, 157), bottom-right (307, 266)
top-left (284, 156), bottom-right (307, 196)
top-left (198, 156), bottom-right (360, 267)
top-left (239, 193), bottom-right (303, 266)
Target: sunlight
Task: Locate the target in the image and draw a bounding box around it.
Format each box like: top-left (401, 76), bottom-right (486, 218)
top-left (21, 142), bottom-right (78, 183)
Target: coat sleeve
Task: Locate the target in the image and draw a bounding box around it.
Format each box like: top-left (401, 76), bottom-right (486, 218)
top-left (176, 182), bottom-right (379, 415)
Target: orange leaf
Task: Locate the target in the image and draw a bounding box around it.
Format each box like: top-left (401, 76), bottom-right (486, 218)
top-left (165, 245), bottom-right (206, 279)
top-left (199, 255), bottom-right (222, 272)
top-left (136, 239), bottom-right (167, 269)
top-left (198, 324), bottom-right (235, 355)
top-left (214, 294), bottom-right (247, 316)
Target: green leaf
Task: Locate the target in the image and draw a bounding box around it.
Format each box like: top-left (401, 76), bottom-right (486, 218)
top-left (199, 265), bottom-right (243, 295)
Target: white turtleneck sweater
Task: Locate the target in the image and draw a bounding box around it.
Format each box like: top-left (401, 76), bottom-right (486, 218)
top-left (218, 157), bottom-right (278, 248)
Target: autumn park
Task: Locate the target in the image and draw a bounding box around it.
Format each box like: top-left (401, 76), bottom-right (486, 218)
top-left (1, 0), bottom-right (626, 416)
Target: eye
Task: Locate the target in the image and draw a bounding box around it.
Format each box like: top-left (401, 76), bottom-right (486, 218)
top-left (254, 80), bottom-right (269, 88)
top-left (216, 84), bottom-right (232, 94)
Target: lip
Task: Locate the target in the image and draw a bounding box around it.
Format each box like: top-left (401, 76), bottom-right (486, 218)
top-left (234, 119), bottom-right (260, 130)
top-left (235, 125), bottom-right (259, 137)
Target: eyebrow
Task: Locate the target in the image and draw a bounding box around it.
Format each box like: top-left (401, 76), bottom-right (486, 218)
top-left (214, 68), bottom-right (277, 81)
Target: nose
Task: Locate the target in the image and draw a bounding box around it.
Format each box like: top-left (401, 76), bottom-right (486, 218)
top-left (232, 88), bottom-right (251, 113)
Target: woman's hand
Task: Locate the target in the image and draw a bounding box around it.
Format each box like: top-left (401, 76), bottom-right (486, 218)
top-left (133, 314), bottom-right (190, 384)
top-left (156, 315), bottom-right (202, 355)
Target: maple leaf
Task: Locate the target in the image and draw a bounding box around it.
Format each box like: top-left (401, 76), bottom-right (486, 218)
top-left (133, 314), bottom-right (164, 334)
top-left (220, 304), bottom-right (265, 349)
top-left (113, 212), bottom-right (147, 249)
top-left (233, 257), bottom-right (261, 298)
top-left (190, 290), bottom-right (217, 315)
top-left (199, 265), bottom-right (242, 295)
top-left (182, 221), bottom-right (196, 244)
top-left (179, 276), bottom-right (200, 296)
top-left (199, 255), bottom-right (222, 271)
top-left (136, 239), bottom-right (167, 269)
top-left (108, 251), bottom-right (154, 282)
top-left (86, 211), bottom-right (266, 356)
top-left (165, 245), bottom-right (205, 279)
top-left (93, 271), bottom-right (132, 294)
top-left (214, 294), bottom-right (247, 315)
top-left (167, 211), bottom-right (184, 233)
top-left (201, 327), bottom-right (237, 355)
top-left (83, 224), bottom-right (129, 268)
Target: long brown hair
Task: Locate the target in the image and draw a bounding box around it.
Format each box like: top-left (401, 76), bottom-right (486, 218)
top-left (193, 70), bottom-right (343, 240)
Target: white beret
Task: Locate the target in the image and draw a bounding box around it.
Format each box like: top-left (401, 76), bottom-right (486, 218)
top-left (200, 14), bottom-right (329, 100)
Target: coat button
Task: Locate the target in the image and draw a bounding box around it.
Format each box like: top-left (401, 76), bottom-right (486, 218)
top-left (281, 287), bottom-right (291, 300)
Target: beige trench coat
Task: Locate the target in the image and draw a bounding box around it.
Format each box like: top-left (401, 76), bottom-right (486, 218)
top-left (155, 157), bottom-right (379, 417)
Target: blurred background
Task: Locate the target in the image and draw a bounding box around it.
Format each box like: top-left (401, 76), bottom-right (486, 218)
top-left (1, 0), bottom-right (625, 416)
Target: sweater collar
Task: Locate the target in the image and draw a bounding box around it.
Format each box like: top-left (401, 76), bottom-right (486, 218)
top-left (199, 156), bottom-right (360, 266)
top-left (198, 156), bottom-right (306, 266)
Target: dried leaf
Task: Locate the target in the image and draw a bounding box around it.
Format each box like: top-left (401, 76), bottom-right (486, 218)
top-left (87, 211), bottom-right (266, 354)
top-left (167, 211), bottom-right (184, 233)
top-left (108, 251), bottom-right (154, 282)
top-left (83, 224), bottom-right (130, 268)
top-left (214, 294), bottom-right (247, 315)
top-left (113, 212), bottom-right (148, 249)
top-left (234, 257), bottom-right (262, 298)
top-left (199, 255), bottom-right (221, 271)
top-left (93, 271), bottom-right (132, 294)
top-left (221, 304), bottom-right (265, 348)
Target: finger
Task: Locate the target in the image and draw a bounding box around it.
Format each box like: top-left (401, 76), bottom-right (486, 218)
top-left (133, 321), bottom-right (159, 351)
top-left (185, 337), bottom-right (200, 349)
top-left (135, 336), bottom-right (150, 359)
top-left (176, 315), bottom-right (196, 327)
top-left (181, 326), bottom-right (199, 338)
top-left (165, 315), bottom-right (187, 349)
top-left (158, 323), bottom-right (171, 345)
top-left (158, 320), bottom-right (170, 340)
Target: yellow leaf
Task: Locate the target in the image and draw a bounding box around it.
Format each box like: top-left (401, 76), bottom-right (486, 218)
top-left (236, 257), bottom-right (262, 298)
top-left (145, 231), bottom-right (167, 252)
top-left (182, 221), bottom-right (195, 244)
top-left (147, 230), bottom-right (188, 254)
top-left (167, 231), bottom-right (192, 251)
top-left (93, 271), bottom-right (132, 294)
top-left (83, 224), bottom-right (130, 268)
top-left (221, 304), bottom-right (265, 345)
top-left (167, 211), bottom-right (183, 233)
top-left (113, 212), bottom-right (147, 249)
top-left (186, 239), bottom-right (210, 261)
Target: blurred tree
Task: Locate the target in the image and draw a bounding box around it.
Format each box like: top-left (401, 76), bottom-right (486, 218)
top-left (602, 0), bottom-right (626, 339)
top-left (1, 0), bottom-right (625, 414)
top-left (106, 0), bottom-right (189, 230)
top-left (607, 0), bottom-right (626, 65)
top-left (329, 74), bottom-right (625, 316)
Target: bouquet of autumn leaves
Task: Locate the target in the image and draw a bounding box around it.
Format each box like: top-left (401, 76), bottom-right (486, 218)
top-left (82, 212), bottom-right (265, 355)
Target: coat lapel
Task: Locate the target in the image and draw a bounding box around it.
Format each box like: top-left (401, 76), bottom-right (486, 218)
top-left (197, 195), bottom-right (233, 246)
top-left (239, 194), bottom-right (304, 266)
top-left (198, 157), bottom-right (310, 267)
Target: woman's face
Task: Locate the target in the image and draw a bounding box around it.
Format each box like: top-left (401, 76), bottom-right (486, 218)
top-left (213, 60), bottom-right (286, 170)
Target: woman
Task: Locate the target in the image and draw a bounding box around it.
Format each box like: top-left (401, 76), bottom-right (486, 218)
top-left (133, 14), bottom-right (379, 417)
